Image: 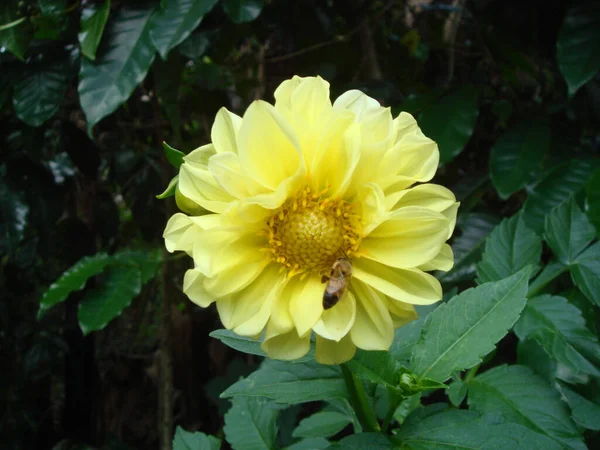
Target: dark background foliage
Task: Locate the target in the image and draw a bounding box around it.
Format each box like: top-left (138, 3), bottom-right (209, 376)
top-left (1, 0), bottom-right (599, 449)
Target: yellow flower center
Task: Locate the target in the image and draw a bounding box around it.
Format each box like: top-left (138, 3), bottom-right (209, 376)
top-left (263, 187), bottom-right (362, 276)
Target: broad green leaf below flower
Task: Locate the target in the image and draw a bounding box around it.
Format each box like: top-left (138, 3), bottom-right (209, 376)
top-left (544, 198), bottom-right (595, 264)
top-left (410, 267), bottom-right (530, 383)
top-left (395, 406), bottom-right (562, 450)
top-left (292, 411), bottom-right (350, 439)
top-left (224, 396), bottom-right (282, 450)
top-left (477, 211), bottom-right (541, 284)
top-left (221, 359), bottom-right (347, 404)
top-left (468, 365), bottom-right (585, 450)
top-left (514, 295), bottom-right (600, 376)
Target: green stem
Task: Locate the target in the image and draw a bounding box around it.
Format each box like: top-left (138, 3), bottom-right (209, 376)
top-left (381, 389), bottom-right (402, 433)
top-left (341, 364), bottom-right (380, 432)
top-left (527, 260), bottom-right (569, 298)
top-left (464, 363), bottom-right (480, 383)
top-left (0, 17), bottom-right (26, 31)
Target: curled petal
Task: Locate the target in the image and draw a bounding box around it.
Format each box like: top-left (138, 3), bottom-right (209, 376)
top-left (261, 322), bottom-right (311, 360)
top-left (315, 334), bottom-right (357, 364)
top-left (211, 107), bottom-right (242, 154)
top-left (417, 243), bottom-right (454, 272)
top-left (183, 269), bottom-right (215, 308)
top-left (353, 258), bottom-right (442, 305)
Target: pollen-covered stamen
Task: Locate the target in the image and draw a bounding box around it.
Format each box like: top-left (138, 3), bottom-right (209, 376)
top-left (262, 186), bottom-right (362, 276)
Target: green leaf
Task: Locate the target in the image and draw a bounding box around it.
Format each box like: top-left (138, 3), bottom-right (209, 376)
top-left (0, 3), bottom-right (32, 61)
top-left (79, 6), bottom-right (156, 134)
top-left (439, 213), bottom-right (501, 284)
top-left (570, 241), bottom-right (600, 306)
top-left (419, 87), bottom-right (478, 165)
top-left (346, 351), bottom-right (397, 388)
top-left (157, 175), bottom-right (179, 199)
top-left (544, 198), bottom-right (595, 264)
top-left (468, 365), bottom-right (585, 450)
top-left (163, 141), bottom-right (185, 169)
top-left (150, 0), bottom-right (218, 60)
top-left (395, 407), bottom-right (562, 450)
top-left (112, 249), bottom-right (162, 283)
top-left (527, 260), bottom-right (568, 297)
top-left (410, 268), bottom-right (531, 383)
top-left (79, 0), bottom-right (111, 61)
top-left (292, 411), bottom-right (350, 439)
top-left (490, 119), bottom-right (549, 199)
top-left (13, 62), bottom-right (68, 127)
top-left (558, 384), bottom-right (600, 431)
top-left (523, 159), bottom-right (597, 234)
top-left (209, 329), bottom-right (267, 357)
top-left (77, 266), bottom-right (142, 334)
top-left (285, 438), bottom-right (330, 450)
top-left (557, 2), bottom-right (600, 96)
top-left (476, 212), bottom-right (541, 284)
top-left (0, 177), bottom-right (29, 257)
top-left (38, 253), bottom-right (112, 318)
top-left (514, 295), bottom-right (600, 376)
top-left (586, 168), bottom-right (600, 233)
top-left (223, 0), bottom-right (264, 24)
top-left (389, 304), bottom-right (437, 363)
top-left (329, 432), bottom-right (397, 450)
top-left (447, 380), bottom-right (467, 407)
top-left (173, 426), bottom-right (221, 450)
top-left (221, 359), bottom-right (347, 404)
top-left (178, 30), bottom-right (211, 60)
top-left (224, 396), bottom-right (281, 450)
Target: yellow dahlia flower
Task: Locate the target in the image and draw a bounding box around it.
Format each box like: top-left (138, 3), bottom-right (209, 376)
top-left (163, 76), bottom-right (458, 364)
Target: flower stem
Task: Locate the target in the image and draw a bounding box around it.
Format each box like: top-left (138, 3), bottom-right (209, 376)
top-left (381, 389), bottom-right (402, 433)
top-left (341, 364), bottom-right (381, 432)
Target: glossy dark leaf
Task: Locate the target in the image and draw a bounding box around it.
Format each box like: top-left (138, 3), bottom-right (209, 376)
top-left (13, 62), bottom-right (68, 127)
top-left (79, 6), bottom-right (156, 134)
top-left (557, 2), bottom-right (600, 96)
top-left (419, 87), bottom-right (478, 165)
top-left (223, 0), bottom-right (264, 24)
top-left (523, 159), bottom-right (597, 234)
top-left (150, 0), bottom-right (218, 60)
top-left (79, 0), bottom-right (111, 61)
top-left (77, 266), bottom-right (142, 334)
top-left (490, 119), bottom-right (549, 199)
top-left (38, 253), bottom-right (112, 317)
top-left (0, 2), bottom-right (32, 61)
top-left (0, 175), bottom-right (30, 256)
top-left (173, 426), bottom-right (221, 450)
top-left (178, 30), bottom-right (211, 60)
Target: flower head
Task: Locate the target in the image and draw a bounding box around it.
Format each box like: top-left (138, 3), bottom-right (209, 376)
top-left (163, 76), bottom-right (458, 364)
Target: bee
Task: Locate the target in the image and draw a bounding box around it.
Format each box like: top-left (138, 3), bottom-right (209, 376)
top-left (322, 257), bottom-right (353, 310)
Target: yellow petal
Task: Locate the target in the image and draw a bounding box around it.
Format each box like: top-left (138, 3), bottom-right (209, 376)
top-left (183, 269), bottom-right (215, 307)
top-left (311, 114), bottom-right (360, 197)
top-left (289, 76), bottom-right (331, 125)
top-left (208, 152), bottom-right (263, 198)
top-left (288, 274), bottom-right (325, 337)
top-left (274, 75), bottom-right (304, 111)
top-left (211, 107), bottom-right (242, 154)
top-left (417, 243), bottom-right (454, 272)
top-left (238, 100), bottom-right (304, 190)
top-left (378, 128), bottom-right (439, 190)
top-left (353, 258), bottom-right (442, 305)
top-left (268, 278), bottom-right (295, 333)
top-left (214, 263), bottom-right (282, 331)
top-left (315, 334), bottom-right (356, 364)
top-left (333, 90), bottom-right (381, 118)
top-left (360, 206), bottom-right (449, 268)
top-left (179, 163), bottom-right (236, 213)
top-left (393, 112), bottom-right (419, 141)
top-left (383, 296), bottom-right (418, 327)
top-left (349, 280), bottom-right (394, 351)
top-left (313, 290), bottom-right (356, 342)
top-left (163, 213), bottom-right (194, 253)
top-left (357, 183), bottom-right (388, 236)
top-left (183, 143), bottom-right (216, 168)
top-left (261, 323), bottom-right (311, 360)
